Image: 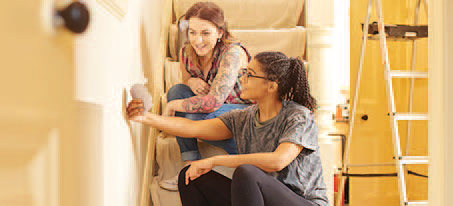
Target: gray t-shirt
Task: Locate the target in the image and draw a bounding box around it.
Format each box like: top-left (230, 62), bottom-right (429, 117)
top-left (218, 101), bottom-right (328, 206)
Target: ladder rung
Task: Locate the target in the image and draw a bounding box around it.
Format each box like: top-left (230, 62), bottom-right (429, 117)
top-left (367, 36), bottom-right (425, 41)
top-left (406, 200), bottom-right (428, 205)
top-left (389, 70), bottom-right (428, 78)
top-left (399, 156), bottom-right (429, 164)
top-left (347, 163), bottom-right (395, 167)
top-left (394, 113), bottom-right (428, 121)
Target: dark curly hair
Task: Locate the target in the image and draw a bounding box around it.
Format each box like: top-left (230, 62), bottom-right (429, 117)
top-left (254, 51), bottom-right (317, 112)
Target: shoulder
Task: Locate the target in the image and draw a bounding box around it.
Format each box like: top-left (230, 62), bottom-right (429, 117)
top-left (218, 104), bottom-right (255, 125)
top-left (281, 101), bottom-right (314, 122)
top-left (229, 104), bottom-right (256, 119)
top-left (219, 43), bottom-right (248, 62)
top-left (231, 104), bottom-right (256, 116)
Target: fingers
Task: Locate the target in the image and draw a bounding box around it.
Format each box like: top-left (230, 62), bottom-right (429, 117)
top-left (202, 86), bottom-right (210, 93)
top-left (188, 78), bottom-right (211, 95)
top-left (197, 78), bottom-right (209, 87)
top-left (127, 99), bottom-right (144, 119)
top-left (127, 107), bottom-right (143, 118)
top-left (185, 166), bottom-right (200, 185)
top-left (195, 86), bottom-right (210, 95)
top-left (127, 106), bottom-right (143, 118)
top-left (185, 168), bottom-right (190, 185)
top-left (127, 99), bottom-right (144, 112)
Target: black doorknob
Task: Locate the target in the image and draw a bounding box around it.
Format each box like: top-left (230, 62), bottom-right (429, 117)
top-left (361, 114), bottom-right (369, 121)
top-left (56, 2), bottom-right (90, 34)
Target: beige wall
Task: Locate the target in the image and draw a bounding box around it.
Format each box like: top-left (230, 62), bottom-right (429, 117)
top-left (444, 0), bottom-right (453, 203)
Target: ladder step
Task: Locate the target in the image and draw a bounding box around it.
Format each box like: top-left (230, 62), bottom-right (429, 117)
top-left (362, 22), bottom-right (428, 38)
top-left (394, 113), bottom-right (428, 121)
top-left (367, 36), bottom-right (424, 41)
top-left (399, 156), bottom-right (429, 164)
top-left (389, 70), bottom-right (428, 78)
top-left (406, 200), bottom-right (428, 205)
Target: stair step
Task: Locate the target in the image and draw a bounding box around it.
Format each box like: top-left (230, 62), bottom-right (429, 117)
top-left (405, 200), bottom-right (428, 205)
top-left (389, 70), bottom-right (428, 78)
top-left (393, 113), bottom-right (428, 121)
top-left (399, 156), bottom-right (429, 165)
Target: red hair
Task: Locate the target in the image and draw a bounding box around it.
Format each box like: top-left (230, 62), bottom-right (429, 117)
top-left (184, 2), bottom-right (235, 68)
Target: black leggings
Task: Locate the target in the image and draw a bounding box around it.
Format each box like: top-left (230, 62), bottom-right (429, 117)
top-left (178, 164), bottom-right (316, 206)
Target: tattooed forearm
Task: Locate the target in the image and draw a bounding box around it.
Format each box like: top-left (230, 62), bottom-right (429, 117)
top-left (210, 46), bottom-right (245, 102)
top-left (182, 95), bottom-right (222, 113)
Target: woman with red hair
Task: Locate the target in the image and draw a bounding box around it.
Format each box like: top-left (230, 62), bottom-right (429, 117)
top-left (160, 2), bottom-right (253, 190)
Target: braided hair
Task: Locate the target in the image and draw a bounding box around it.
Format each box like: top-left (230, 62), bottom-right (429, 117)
top-left (254, 51), bottom-right (317, 112)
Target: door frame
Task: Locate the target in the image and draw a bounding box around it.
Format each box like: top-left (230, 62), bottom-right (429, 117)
top-left (428, 0), bottom-right (453, 205)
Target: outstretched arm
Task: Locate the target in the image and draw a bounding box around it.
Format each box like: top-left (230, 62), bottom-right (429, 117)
top-left (127, 99), bottom-right (233, 140)
top-left (168, 46), bottom-right (248, 114)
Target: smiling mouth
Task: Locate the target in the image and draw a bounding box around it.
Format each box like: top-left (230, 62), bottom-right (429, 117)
top-left (195, 44), bottom-right (207, 50)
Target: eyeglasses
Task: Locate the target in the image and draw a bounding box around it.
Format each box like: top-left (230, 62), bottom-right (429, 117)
top-left (239, 68), bottom-right (267, 83)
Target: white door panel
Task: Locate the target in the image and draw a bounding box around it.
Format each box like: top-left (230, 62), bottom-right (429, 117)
top-left (0, 0), bottom-right (94, 205)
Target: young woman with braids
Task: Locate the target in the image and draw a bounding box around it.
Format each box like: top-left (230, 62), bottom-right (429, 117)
top-left (127, 51), bottom-right (328, 206)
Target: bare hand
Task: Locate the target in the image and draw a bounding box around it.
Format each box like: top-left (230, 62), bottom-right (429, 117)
top-left (127, 99), bottom-right (144, 119)
top-left (187, 78), bottom-right (210, 95)
top-left (185, 158), bottom-right (214, 185)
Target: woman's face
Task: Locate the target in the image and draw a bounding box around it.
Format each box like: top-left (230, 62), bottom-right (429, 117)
top-left (188, 17), bottom-right (222, 57)
top-left (239, 59), bottom-right (269, 101)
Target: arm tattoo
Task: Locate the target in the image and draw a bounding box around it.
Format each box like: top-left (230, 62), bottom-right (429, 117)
top-left (182, 95), bottom-right (220, 113)
top-left (182, 46), bottom-right (245, 113)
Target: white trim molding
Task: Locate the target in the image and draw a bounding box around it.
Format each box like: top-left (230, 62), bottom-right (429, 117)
top-left (428, 0), bottom-right (452, 205)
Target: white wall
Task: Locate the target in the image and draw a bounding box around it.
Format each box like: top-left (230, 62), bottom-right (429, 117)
top-left (75, 0), bottom-right (147, 205)
top-left (306, 0), bottom-right (350, 205)
top-left (429, 0), bottom-right (453, 205)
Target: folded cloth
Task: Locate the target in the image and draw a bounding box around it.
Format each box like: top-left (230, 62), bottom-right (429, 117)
top-left (130, 84), bottom-right (153, 112)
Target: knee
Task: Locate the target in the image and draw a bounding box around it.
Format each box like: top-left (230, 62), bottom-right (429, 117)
top-left (167, 84), bottom-right (192, 102)
top-left (233, 164), bottom-right (260, 182)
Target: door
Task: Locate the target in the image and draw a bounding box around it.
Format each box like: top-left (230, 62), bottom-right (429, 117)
top-left (349, 0), bottom-right (429, 205)
top-left (0, 0), bottom-right (97, 205)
